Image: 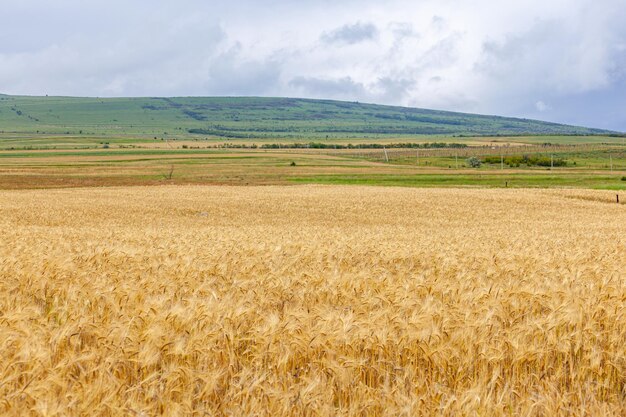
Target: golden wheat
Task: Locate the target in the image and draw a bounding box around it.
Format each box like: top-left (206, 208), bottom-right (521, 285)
top-left (0, 186), bottom-right (624, 416)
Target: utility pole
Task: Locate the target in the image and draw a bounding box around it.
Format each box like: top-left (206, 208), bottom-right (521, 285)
top-left (551, 154), bottom-right (554, 170)
top-left (383, 146), bottom-right (389, 163)
top-left (416, 149), bottom-right (419, 166)
top-left (501, 154), bottom-right (504, 170)
top-left (455, 153), bottom-right (458, 169)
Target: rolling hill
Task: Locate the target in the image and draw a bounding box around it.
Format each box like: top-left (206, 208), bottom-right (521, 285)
top-left (0, 94), bottom-right (616, 139)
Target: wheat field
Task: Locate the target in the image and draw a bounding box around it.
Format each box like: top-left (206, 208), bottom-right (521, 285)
top-left (0, 185), bottom-right (624, 416)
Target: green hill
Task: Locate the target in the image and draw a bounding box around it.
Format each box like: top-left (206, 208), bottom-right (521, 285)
top-left (0, 95), bottom-right (615, 139)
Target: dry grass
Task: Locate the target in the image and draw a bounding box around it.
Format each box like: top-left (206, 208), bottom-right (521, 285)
top-left (0, 185), bottom-right (624, 416)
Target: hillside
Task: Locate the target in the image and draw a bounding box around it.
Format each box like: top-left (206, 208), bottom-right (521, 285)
top-left (0, 95), bottom-right (615, 139)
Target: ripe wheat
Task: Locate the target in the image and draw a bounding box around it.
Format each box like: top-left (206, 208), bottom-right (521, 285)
top-left (0, 186), bottom-right (624, 416)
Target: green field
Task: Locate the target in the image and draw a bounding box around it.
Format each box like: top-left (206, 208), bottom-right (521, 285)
top-left (291, 173), bottom-right (626, 190)
top-left (0, 95), bottom-right (624, 190)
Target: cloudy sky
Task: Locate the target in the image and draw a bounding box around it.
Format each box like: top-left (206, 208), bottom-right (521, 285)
top-left (1, 0), bottom-right (625, 131)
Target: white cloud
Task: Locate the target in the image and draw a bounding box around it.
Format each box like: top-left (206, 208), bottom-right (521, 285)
top-left (535, 101), bottom-right (551, 112)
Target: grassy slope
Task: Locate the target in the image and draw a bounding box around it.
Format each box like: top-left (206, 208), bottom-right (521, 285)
top-left (0, 95), bottom-right (616, 139)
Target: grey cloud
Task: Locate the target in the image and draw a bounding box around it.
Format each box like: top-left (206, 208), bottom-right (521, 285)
top-left (469, 14), bottom-right (626, 130)
top-left (289, 76), bottom-right (367, 98)
top-left (431, 16), bottom-right (446, 31)
top-left (288, 76), bottom-right (415, 105)
top-left (0, 3), bottom-right (230, 96)
top-left (389, 22), bottom-right (419, 40)
top-left (320, 22), bottom-right (378, 45)
top-left (476, 19), bottom-right (617, 93)
top-left (479, 21), bottom-right (554, 66)
top-left (524, 80), bottom-right (626, 131)
top-left (416, 34), bottom-right (462, 70)
top-left (204, 46), bottom-right (282, 95)
top-left (607, 42), bottom-right (626, 82)
top-left (374, 77), bottom-right (415, 102)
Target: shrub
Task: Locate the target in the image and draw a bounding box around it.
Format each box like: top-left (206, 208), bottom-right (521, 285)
top-left (467, 157), bottom-right (481, 168)
top-left (483, 155), bottom-right (567, 167)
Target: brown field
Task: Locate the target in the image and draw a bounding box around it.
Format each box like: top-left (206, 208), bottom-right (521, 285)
top-left (1, 186), bottom-right (625, 416)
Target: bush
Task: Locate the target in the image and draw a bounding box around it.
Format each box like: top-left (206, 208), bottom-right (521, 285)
top-left (467, 157), bottom-right (481, 168)
top-left (482, 155), bottom-right (567, 167)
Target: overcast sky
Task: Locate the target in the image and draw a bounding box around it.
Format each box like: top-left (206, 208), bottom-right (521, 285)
top-left (1, 0), bottom-right (625, 131)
